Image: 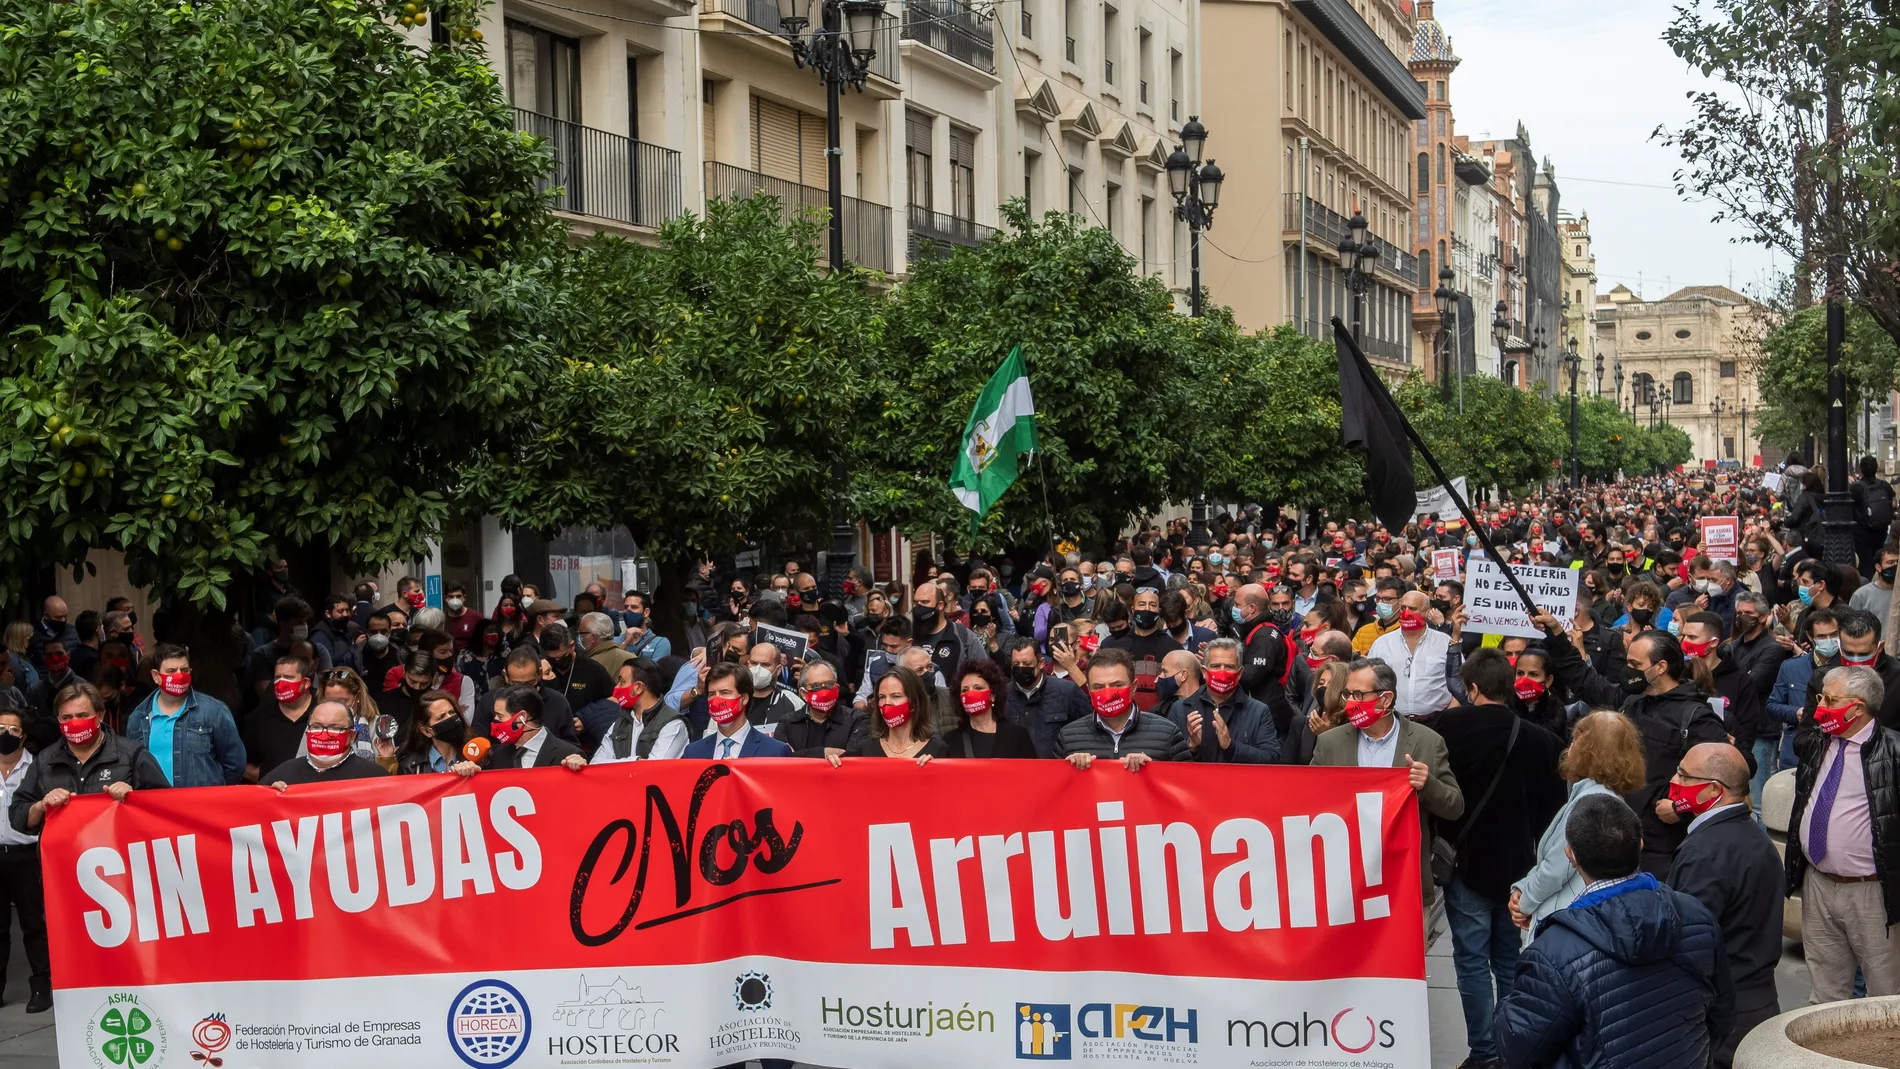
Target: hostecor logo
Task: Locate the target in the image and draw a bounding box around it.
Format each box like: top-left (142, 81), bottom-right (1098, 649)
top-left (447, 979), bottom-right (531, 1068)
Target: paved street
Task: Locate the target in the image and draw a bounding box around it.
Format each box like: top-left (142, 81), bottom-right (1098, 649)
top-left (0, 915), bottom-right (1824, 1069)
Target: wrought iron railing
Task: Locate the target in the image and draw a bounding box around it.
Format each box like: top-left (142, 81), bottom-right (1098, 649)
top-left (901, 0), bottom-right (994, 72)
top-left (707, 0), bottom-right (902, 83)
top-left (705, 161), bottom-right (893, 273)
top-left (513, 109), bottom-right (681, 229)
top-left (907, 206), bottom-right (998, 261)
top-left (1281, 194), bottom-right (1419, 287)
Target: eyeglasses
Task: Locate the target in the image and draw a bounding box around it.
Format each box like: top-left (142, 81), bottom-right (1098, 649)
top-left (1342, 689), bottom-right (1389, 702)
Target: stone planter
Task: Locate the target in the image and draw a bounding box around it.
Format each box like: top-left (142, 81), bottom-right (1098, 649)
top-left (1735, 996), bottom-right (1900, 1068)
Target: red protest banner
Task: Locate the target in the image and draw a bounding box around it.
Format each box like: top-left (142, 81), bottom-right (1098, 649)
top-left (43, 761), bottom-right (1426, 1068)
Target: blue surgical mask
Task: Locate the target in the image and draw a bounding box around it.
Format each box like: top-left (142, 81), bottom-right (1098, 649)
top-left (1798, 585), bottom-right (1815, 607)
top-left (1209, 553), bottom-right (1224, 566)
top-left (1230, 605), bottom-right (1245, 625)
top-left (1375, 602), bottom-right (1398, 623)
top-left (1466, 535), bottom-right (1478, 547)
top-left (1814, 636), bottom-right (1841, 659)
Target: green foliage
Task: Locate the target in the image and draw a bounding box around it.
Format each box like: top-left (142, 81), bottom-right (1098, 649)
top-left (1755, 303), bottom-right (1900, 452)
top-left (0, 0), bottom-right (560, 606)
top-left (460, 195), bottom-right (884, 565)
top-left (862, 202), bottom-right (1193, 552)
top-left (1393, 375), bottom-right (1567, 493)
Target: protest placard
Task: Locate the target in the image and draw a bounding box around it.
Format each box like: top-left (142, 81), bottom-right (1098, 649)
top-left (1464, 558), bottom-right (1578, 639)
top-left (1699, 516), bottom-right (1740, 564)
top-left (753, 622), bottom-right (810, 661)
top-left (1431, 548), bottom-right (1460, 581)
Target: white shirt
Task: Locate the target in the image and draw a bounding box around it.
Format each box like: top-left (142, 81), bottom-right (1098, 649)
top-left (590, 711), bottom-right (689, 764)
top-left (1368, 626), bottom-right (1453, 718)
top-left (1687, 801), bottom-right (1747, 836)
top-left (515, 728), bottom-right (547, 769)
top-left (711, 720), bottom-right (753, 759)
top-left (1356, 718), bottom-right (1401, 768)
top-left (0, 751), bottom-right (36, 846)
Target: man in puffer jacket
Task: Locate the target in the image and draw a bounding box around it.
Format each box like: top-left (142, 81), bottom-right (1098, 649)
top-left (1495, 794), bottom-right (1735, 1069)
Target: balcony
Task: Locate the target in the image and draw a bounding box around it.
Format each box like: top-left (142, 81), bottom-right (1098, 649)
top-left (706, 161), bottom-right (893, 273)
top-left (902, 0), bottom-right (995, 73)
top-left (706, 0), bottom-right (902, 83)
top-left (514, 109), bottom-right (682, 230)
top-left (1281, 194), bottom-right (1419, 287)
top-left (1289, 0), bottom-right (1427, 120)
top-left (1291, 317), bottom-right (1409, 365)
top-left (907, 206), bottom-right (999, 261)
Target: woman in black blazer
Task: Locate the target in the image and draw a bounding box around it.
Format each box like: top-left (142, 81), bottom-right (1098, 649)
top-left (941, 658), bottom-right (1037, 759)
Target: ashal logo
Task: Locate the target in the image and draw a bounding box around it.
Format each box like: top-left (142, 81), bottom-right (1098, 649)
top-left (446, 979), bottom-right (531, 1069)
top-left (734, 971), bottom-right (774, 1012)
top-left (1225, 1010), bottom-right (1397, 1053)
top-left (190, 1012), bottom-right (232, 1066)
top-left (1014, 1004), bottom-right (1071, 1060)
top-left (547, 974), bottom-right (680, 1062)
top-left (84, 992), bottom-right (168, 1069)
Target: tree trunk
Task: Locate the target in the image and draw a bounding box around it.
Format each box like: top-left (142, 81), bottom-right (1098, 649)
top-left (155, 600), bottom-right (247, 710)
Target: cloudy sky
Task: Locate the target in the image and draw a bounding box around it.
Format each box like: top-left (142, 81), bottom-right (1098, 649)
top-left (1441, 0), bottom-right (1783, 301)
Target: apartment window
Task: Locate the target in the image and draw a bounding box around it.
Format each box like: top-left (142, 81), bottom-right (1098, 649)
top-left (1436, 144), bottom-right (1445, 184)
top-left (1141, 194), bottom-right (1155, 273)
top-left (906, 109), bottom-right (934, 213)
top-left (949, 127), bottom-right (976, 221)
top-left (1022, 7), bottom-right (1032, 37)
top-left (1435, 80), bottom-right (1445, 100)
top-left (627, 56), bottom-right (640, 141)
top-left (1297, 43), bottom-right (1308, 120)
top-left (1633, 372), bottom-right (1654, 404)
top-left (1106, 180), bottom-right (1121, 237)
top-left (505, 20), bottom-right (580, 121)
top-left (1416, 153), bottom-right (1428, 194)
top-left (1284, 31), bottom-right (1294, 106)
top-left (1674, 371), bottom-right (1694, 405)
top-left (702, 78), bottom-right (717, 161)
top-left (1720, 360), bottom-right (1736, 378)
top-left (751, 96), bottom-right (826, 187)
top-left (1068, 166), bottom-right (1085, 218)
top-left (1065, 0), bottom-right (1079, 62)
top-left (1139, 28), bottom-right (1153, 105)
top-left (1724, 437), bottom-right (1735, 460)
top-left (1418, 248), bottom-right (1431, 304)
top-left (1103, 4), bottom-right (1118, 83)
top-left (1024, 149), bottom-right (1041, 214)
top-left (1170, 49), bottom-right (1182, 121)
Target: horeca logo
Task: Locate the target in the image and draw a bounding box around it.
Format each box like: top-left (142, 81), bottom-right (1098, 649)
top-left (446, 979), bottom-right (531, 1068)
top-left (1015, 1004), bottom-right (1071, 1060)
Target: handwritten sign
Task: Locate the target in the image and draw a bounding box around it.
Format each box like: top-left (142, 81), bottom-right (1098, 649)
top-left (1414, 477), bottom-right (1469, 520)
top-left (1431, 549), bottom-right (1461, 581)
top-left (1465, 558), bottom-right (1578, 639)
top-left (1699, 516), bottom-right (1741, 564)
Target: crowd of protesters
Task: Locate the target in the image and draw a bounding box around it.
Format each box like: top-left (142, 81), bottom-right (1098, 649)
top-left (0, 454), bottom-right (1894, 1069)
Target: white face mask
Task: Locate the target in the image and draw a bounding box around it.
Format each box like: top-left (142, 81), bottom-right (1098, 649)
top-left (445, 597), bottom-right (465, 613)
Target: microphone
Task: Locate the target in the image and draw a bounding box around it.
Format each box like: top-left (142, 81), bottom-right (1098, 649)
top-left (461, 737), bottom-right (491, 764)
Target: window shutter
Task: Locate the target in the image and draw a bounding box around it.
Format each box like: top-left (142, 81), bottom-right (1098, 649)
top-left (949, 126), bottom-right (975, 168)
top-left (752, 97), bottom-right (801, 183)
top-left (702, 80), bottom-right (716, 162)
top-left (800, 110), bottom-right (828, 188)
top-left (907, 110), bottom-right (934, 152)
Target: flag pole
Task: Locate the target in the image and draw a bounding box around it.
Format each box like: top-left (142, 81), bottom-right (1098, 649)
top-left (1331, 316), bottom-right (1542, 620)
top-left (1035, 448), bottom-right (1058, 555)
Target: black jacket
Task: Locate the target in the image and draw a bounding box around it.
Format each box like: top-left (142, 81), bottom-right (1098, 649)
top-left (1573, 622), bottom-right (1626, 683)
top-left (1055, 710), bottom-right (1189, 761)
top-left (9, 732), bottom-right (170, 835)
top-left (1421, 703), bottom-right (1567, 903)
top-left (775, 704), bottom-right (869, 758)
top-left (1237, 619), bottom-right (1297, 738)
top-left (1667, 806), bottom-right (1784, 1007)
top-left (488, 730), bottom-right (585, 769)
top-left (1544, 633), bottom-right (1730, 874)
top-left (1785, 715), bottom-right (1900, 926)
top-left (1707, 655), bottom-right (1766, 776)
top-left (1004, 675), bottom-right (1090, 759)
top-left (1728, 629), bottom-right (1792, 701)
top-left (1165, 690), bottom-right (1281, 763)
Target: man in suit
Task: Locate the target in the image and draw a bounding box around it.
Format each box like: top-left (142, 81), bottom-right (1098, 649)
top-left (484, 685), bottom-right (587, 771)
top-left (685, 663), bottom-right (794, 760)
top-left (1312, 657), bottom-right (1465, 906)
top-left (1666, 742), bottom-right (1782, 1067)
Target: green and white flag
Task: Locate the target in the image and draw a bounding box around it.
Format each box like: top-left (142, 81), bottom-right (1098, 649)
top-left (950, 346), bottom-right (1037, 532)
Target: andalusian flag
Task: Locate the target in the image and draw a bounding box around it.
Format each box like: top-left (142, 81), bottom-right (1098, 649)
top-left (950, 346), bottom-right (1038, 532)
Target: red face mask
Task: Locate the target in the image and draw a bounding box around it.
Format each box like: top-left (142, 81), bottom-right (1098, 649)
top-left (158, 671), bottom-right (192, 697)
top-left (45, 653), bottom-right (69, 676)
top-left (1345, 697), bottom-right (1384, 729)
top-left (1843, 651), bottom-right (1879, 667)
top-left (1300, 626), bottom-right (1320, 642)
top-left (500, 605), bottom-right (519, 618)
top-left (1031, 579), bottom-right (1052, 596)
top-left (60, 715), bottom-right (99, 747)
top-left (1814, 699), bottom-right (1859, 736)
top-left (612, 684), bottom-right (639, 710)
top-left (273, 677), bottom-right (310, 703)
top-left (1304, 653), bottom-right (1330, 669)
top-left (1212, 585), bottom-right (1231, 600)
top-left (489, 714), bottom-right (527, 745)
top-left (1091, 686), bottom-right (1134, 719)
top-left (806, 686), bottom-right (840, 713)
top-left (707, 695), bottom-right (747, 726)
top-left (959, 690), bottom-right (993, 716)
top-left (1679, 638), bottom-right (1714, 659)
top-left (1513, 677), bottom-right (1546, 703)
top-left (483, 632), bottom-right (501, 649)
top-left (306, 728), bottom-right (352, 758)
top-left (406, 590), bottom-right (426, 608)
top-left (1206, 668), bottom-right (1241, 695)
top-left (1076, 633), bottom-right (1101, 654)
top-left (879, 700), bottom-right (913, 728)
top-left (1398, 609), bottom-right (1427, 632)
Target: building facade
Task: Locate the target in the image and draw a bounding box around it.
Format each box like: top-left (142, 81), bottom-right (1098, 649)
top-left (1198, 0), bottom-right (1426, 371)
top-left (1596, 284), bottom-right (1766, 467)
top-left (1558, 212), bottom-right (1598, 394)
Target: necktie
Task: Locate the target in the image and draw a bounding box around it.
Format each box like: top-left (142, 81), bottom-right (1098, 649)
top-left (720, 737), bottom-right (735, 759)
top-left (1807, 740), bottom-right (1850, 864)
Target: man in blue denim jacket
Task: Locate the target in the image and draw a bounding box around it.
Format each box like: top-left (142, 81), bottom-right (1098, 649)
top-left (125, 644), bottom-right (246, 788)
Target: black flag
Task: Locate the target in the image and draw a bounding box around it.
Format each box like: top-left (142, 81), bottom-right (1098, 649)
top-left (1333, 319), bottom-right (1417, 531)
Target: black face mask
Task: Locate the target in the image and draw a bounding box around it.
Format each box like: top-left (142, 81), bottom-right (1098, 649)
top-left (1431, 598), bottom-right (1451, 615)
top-left (1265, 608), bottom-right (1294, 628)
top-left (1629, 608), bottom-right (1656, 628)
top-left (972, 612), bottom-right (993, 628)
top-left (912, 605), bottom-right (939, 632)
top-left (1011, 665), bottom-right (1040, 688)
top-left (0, 732), bottom-right (22, 756)
top-left (430, 716), bottom-right (467, 747)
top-left (1133, 609), bottom-right (1161, 630)
top-left (1060, 581), bottom-right (1082, 597)
top-left (1606, 563), bottom-right (1626, 576)
top-left (1883, 566), bottom-right (1896, 585)
top-left (548, 654), bottom-right (573, 673)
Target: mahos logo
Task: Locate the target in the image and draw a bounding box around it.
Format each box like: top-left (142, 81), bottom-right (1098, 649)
top-left (447, 979), bottom-right (531, 1068)
top-left (1225, 1010), bottom-right (1397, 1053)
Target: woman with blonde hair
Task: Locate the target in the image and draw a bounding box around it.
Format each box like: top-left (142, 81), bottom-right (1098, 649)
top-left (4, 621), bottom-right (37, 691)
top-left (1508, 709), bottom-right (1648, 940)
top-left (318, 667), bottom-right (392, 769)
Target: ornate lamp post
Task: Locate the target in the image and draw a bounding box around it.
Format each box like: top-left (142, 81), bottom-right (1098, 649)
top-left (1492, 301), bottom-right (1511, 384)
top-left (1336, 206), bottom-right (1379, 345)
top-left (1166, 118), bottom-right (1224, 321)
top-left (1563, 335), bottom-right (1582, 488)
top-left (1434, 266), bottom-right (1457, 406)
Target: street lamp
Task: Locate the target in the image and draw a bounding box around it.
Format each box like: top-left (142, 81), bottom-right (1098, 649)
top-left (1613, 358), bottom-right (1623, 411)
top-left (1434, 266), bottom-right (1457, 406)
top-left (1166, 117), bottom-right (1223, 321)
top-left (1336, 206), bottom-right (1380, 345)
top-left (777, 0), bottom-right (887, 272)
top-left (1711, 397), bottom-right (1728, 466)
top-left (1166, 118), bottom-right (1222, 546)
top-left (1563, 335), bottom-right (1581, 488)
top-left (1593, 349), bottom-right (1604, 398)
top-left (1491, 300), bottom-right (1510, 383)
top-left (1649, 395), bottom-right (1660, 428)
top-left (1531, 324), bottom-right (1549, 380)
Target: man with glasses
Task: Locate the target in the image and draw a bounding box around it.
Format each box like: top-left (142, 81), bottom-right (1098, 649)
top-left (1665, 742), bottom-right (1782, 1068)
top-left (1352, 579), bottom-right (1407, 656)
top-left (1311, 658), bottom-right (1463, 907)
